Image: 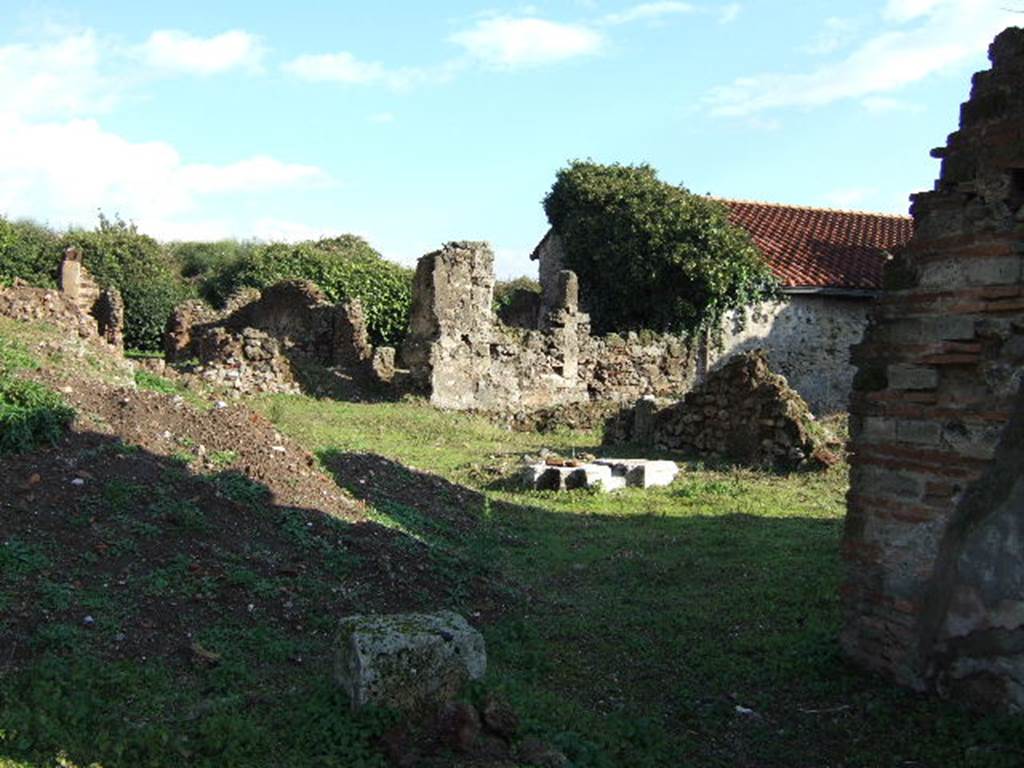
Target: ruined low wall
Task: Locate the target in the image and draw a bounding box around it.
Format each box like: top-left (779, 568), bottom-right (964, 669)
top-left (55, 247), bottom-right (124, 349)
top-left (165, 281), bottom-right (374, 394)
top-left (841, 27), bottom-right (1024, 711)
top-left (711, 295), bottom-right (871, 415)
top-left (401, 242), bottom-right (697, 412)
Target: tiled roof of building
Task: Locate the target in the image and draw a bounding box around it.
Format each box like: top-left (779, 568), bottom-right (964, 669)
top-left (720, 199), bottom-right (913, 292)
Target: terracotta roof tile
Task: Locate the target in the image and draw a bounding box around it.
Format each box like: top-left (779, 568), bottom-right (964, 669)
top-left (720, 199), bottom-right (913, 291)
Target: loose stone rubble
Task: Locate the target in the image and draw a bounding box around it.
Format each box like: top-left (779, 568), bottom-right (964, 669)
top-left (1, 252), bottom-right (124, 351)
top-left (841, 27), bottom-right (1024, 711)
top-left (610, 350), bottom-right (829, 469)
top-left (335, 611), bottom-right (486, 711)
top-left (521, 457), bottom-right (678, 492)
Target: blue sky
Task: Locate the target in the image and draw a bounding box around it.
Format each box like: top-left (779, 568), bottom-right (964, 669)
top-left (0, 0), bottom-right (1017, 276)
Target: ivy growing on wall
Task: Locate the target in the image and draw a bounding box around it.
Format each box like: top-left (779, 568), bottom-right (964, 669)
top-left (543, 160), bottom-right (777, 336)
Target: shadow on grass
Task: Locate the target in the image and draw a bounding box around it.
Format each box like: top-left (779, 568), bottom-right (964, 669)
top-left (319, 450), bottom-right (1024, 768)
top-left (3, 439), bottom-right (1022, 767)
top-left (0, 431), bottom-right (485, 768)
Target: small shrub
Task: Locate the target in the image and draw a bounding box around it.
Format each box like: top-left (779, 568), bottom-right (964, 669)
top-left (494, 276), bottom-right (541, 312)
top-left (0, 377), bottom-right (74, 454)
top-left (134, 369), bottom-right (179, 394)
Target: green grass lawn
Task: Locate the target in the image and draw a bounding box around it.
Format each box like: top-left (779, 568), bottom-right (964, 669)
top-left (1, 361), bottom-right (1020, 767)
top-left (249, 394), bottom-right (1024, 767)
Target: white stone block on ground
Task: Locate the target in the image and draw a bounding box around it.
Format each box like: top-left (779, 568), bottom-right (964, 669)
top-left (521, 463), bottom-right (617, 491)
top-left (335, 610), bottom-right (486, 711)
top-left (592, 459), bottom-right (679, 488)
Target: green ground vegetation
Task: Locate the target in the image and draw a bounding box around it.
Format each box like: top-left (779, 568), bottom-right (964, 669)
top-left (247, 395), bottom-right (1022, 767)
top-left (1, 362), bottom-right (1021, 765)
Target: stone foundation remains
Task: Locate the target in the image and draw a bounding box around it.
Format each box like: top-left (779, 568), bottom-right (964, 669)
top-left (165, 281), bottom-right (377, 394)
top-left (521, 457), bottom-right (679, 492)
top-left (840, 28), bottom-right (1024, 711)
top-left (401, 241), bottom-right (698, 411)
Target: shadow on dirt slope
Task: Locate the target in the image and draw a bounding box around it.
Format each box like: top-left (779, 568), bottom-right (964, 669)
top-left (0, 429), bottom-right (512, 767)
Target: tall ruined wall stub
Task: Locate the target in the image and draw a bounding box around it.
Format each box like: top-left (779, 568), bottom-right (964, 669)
top-left (404, 242), bottom-right (696, 411)
top-left (840, 27), bottom-right (1024, 711)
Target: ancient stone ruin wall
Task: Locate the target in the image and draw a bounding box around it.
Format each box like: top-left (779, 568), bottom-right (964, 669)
top-left (402, 241), bottom-right (696, 411)
top-left (531, 228), bottom-right (869, 415)
top-left (165, 281), bottom-right (374, 394)
top-left (841, 28), bottom-right (1024, 711)
top-left (56, 247), bottom-right (124, 349)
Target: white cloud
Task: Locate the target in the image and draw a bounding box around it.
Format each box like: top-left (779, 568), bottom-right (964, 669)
top-left (822, 187), bottom-right (878, 209)
top-left (250, 218), bottom-right (335, 243)
top-left (0, 30), bottom-right (120, 119)
top-left (861, 95), bottom-right (924, 113)
top-left (882, 0), bottom-right (945, 22)
top-left (706, 0), bottom-right (1017, 116)
top-left (599, 2), bottom-right (695, 26)
top-left (718, 3), bottom-right (742, 24)
top-left (139, 29), bottom-right (265, 75)
top-left (282, 51), bottom-right (437, 89)
top-left (450, 16), bottom-right (603, 68)
top-left (801, 17), bottom-right (861, 55)
top-left (284, 51), bottom-right (465, 90)
top-left (0, 114), bottom-right (327, 238)
top-left (369, 112), bottom-right (396, 124)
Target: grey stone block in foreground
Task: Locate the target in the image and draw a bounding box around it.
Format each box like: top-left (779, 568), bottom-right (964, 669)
top-left (335, 611), bottom-right (486, 710)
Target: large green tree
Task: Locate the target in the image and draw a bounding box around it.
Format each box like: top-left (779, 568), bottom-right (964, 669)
top-left (543, 160), bottom-right (777, 335)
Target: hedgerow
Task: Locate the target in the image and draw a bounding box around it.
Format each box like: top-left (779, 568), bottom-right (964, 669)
top-left (0, 217), bottom-right (60, 288)
top-left (206, 236), bottom-right (413, 346)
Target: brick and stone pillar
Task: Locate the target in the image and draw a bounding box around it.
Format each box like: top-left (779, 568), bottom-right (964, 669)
top-left (841, 27), bottom-right (1024, 711)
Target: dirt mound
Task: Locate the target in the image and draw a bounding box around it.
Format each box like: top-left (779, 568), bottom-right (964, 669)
top-left (1, 318), bottom-right (504, 679)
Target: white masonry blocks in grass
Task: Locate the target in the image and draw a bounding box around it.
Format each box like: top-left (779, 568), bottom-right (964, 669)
top-left (521, 458), bottom-right (678, 492)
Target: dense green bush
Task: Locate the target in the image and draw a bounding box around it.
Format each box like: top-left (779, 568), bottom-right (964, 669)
top-left (543, 160), bottom-right (777, 335)
top-left (494, 276), bottom-right (541, 313)
top-left (0, 217), bottom-right (61, 288)
top-left (206, 235), bottom-right (413, 346)
top-left (0, 216), bottom-right (411, 349)
top-left (166, 239), bottom-right (257, 303)
top-left (59, 215), bottom-right (191, 352)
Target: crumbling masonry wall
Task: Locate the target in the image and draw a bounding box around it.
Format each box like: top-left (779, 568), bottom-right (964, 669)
top-left (841, 28), bottom-right (1024, 710)
top-left (58, 247), bottom-right (124, 349)
top-left (647, 350), bottom-right (829, 469)
top-left (165, 281), bottom-right (374, 394)
top-left (402, 242), bottom-right (697, 411)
